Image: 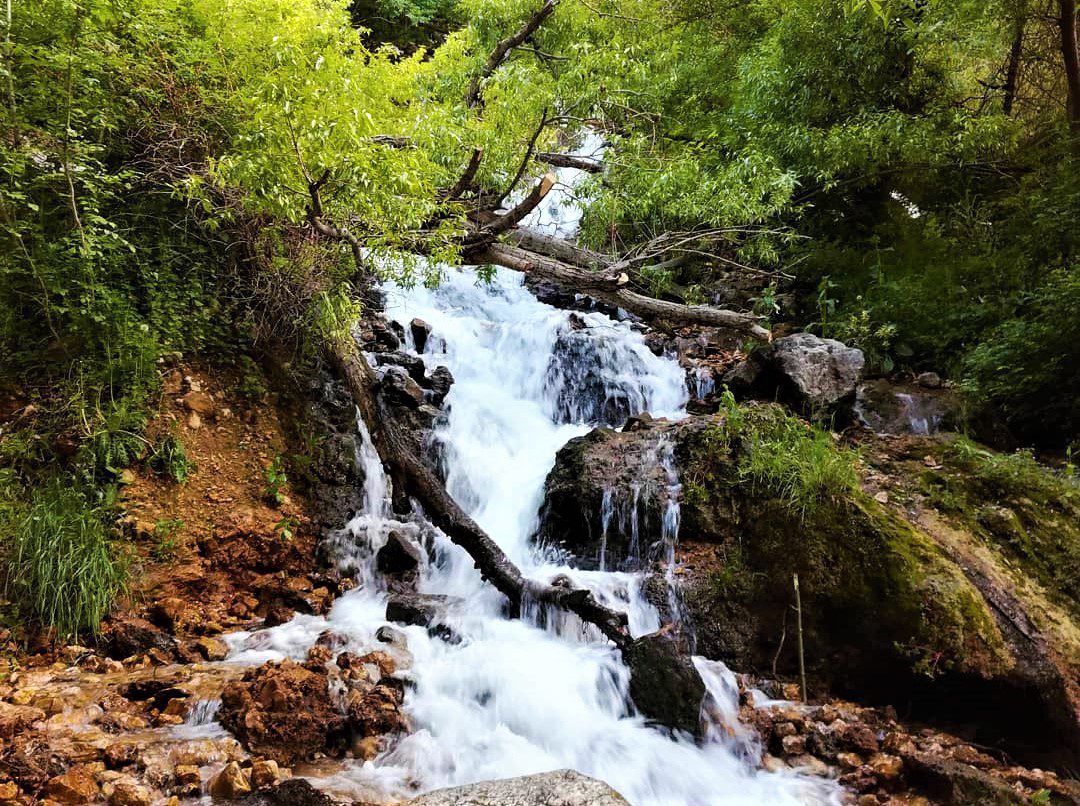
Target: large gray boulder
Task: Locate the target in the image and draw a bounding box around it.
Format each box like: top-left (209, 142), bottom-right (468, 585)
top-left (772, 333), bottom-right (864, 412)
top-left (406, 770), bottom-right (628, 805)
top-left (724, 332), bottom-right (864, 417)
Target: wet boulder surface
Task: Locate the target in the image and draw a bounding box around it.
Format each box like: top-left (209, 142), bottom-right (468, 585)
top-left (535, 403), bottom-right (1080, 771)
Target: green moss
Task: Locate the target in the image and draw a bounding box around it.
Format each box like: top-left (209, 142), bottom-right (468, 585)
top-left (920, 437), bottom-right (1080, 616)
top-left (679, 402), bottom-right (1009, 679)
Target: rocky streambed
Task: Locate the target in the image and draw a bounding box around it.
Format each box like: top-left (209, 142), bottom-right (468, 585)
top-left (2, 275), bottom-right (1079, 806)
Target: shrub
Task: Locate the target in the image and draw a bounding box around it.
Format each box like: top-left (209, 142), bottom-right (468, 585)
top-left (149, 433), bottom-right (194, 484)
top-left (3, 484), bottom-right (128, 639)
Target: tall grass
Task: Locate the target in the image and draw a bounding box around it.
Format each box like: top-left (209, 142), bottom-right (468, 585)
top-left (736, 406), bottom-right (861, 518)
top-left (4, 484), bottom-right (128, 639)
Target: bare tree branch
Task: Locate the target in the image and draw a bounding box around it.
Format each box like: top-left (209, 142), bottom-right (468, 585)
top-left (465, 0), bottom-right (558, 108)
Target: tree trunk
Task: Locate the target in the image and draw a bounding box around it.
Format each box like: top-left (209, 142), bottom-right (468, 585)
top-left (327, 332), bottom-right (632, 647)
top-left (1003, 16), bottom-right (1024, 116)
top-left (1061, 0), bottom-right (1080, 131)
top-left (476, 242), bottom-right (771, 339)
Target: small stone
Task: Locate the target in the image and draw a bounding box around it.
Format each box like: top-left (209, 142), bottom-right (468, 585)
top-left (182, 391), bottom-right (215, 415)
top-left (250, 758), bottom-right (281, 789)
top-left (874, 491), bottom-right (889, 504)
top-left (916, 371), bottom-right (943, 389)
top-left (104, 743), bottom-right (138, 769)
top-left (46, 767), bottom-right (100, 803)
top-left (209, 761), bottom-right (251, 800)
top-left (857, 796), bottom-right (881, 806)
top-left (172, 764), bottom-right (202, 797)
top-left (410, 318), bottom-right (432, 353)
top-left (845, 723), bottom-right (880, 754)
top-left (0, 782), bottom-right (21, 804)
top-left (868, 752), bottom-right (903, 781)
top-left (187, 411), bottom-right (201, 429)
top-left (109, 780), bottom-right (153, 806)
top-left (780, 735), bottom-right (806, 756)
top-left (837, 752), bottom-right (863, 769)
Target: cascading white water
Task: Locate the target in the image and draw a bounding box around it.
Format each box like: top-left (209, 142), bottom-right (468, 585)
top-left (223, 148), bottom-right (842, 805)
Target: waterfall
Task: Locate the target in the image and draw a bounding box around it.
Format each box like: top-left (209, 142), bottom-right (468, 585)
top-left (223, 144), bottom-right (842, 805)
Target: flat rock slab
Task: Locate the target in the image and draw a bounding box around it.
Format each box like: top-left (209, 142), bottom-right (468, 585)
top-left (406, 770), bottom-right (628, 805)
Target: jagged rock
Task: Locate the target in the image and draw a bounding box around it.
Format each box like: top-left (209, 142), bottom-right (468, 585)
top-left (104, 616), bottom-right (176, 660)
top-left (623, 631), bottom-right (705, 737)
top-left (218, 659), bottom-right (349, 764)
top-left (426, 365), bottom-right (454, 405)
top-left (380, 365), bottom-right (425, 408)
top-left (375, 351), bottom-right (427, 384)
top-left (210, 761), bottom-right (252, 800)
top-left (172, 764), bottom-right (202, 797)
top-left (410, 318), bottom-right (432, 353)
top-left (376, 530), bottom-right (424, 574)
top-left (407, 769), bottom-right (629, 805)
top-left (45, 767), bottom-right (100, 803)
top-left (237, 779), bottom-right (337, 806)
top-left (724, 333), bottom-right (864, 416)
top-left (385, 593), bottom-right (460, 641)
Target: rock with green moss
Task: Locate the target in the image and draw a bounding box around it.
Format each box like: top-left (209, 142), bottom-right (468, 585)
top-left (535, 402), bottom-right (1080, 769)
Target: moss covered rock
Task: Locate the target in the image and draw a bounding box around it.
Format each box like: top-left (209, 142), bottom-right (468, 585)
top-left (536, 403), bottom-right (1080, 768)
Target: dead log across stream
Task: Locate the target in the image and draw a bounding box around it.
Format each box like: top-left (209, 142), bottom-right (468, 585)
top-left (329, 333), bottom-right (633, 647)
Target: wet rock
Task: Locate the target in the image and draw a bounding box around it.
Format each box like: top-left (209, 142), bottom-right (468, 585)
top-left (868, 752), bottom-right (903, 781)
top-left (385, 593), bottom-right (459, 641)
top-left (45, 767), bottom-right (100, 803)
top-left (104, 617), bottom-right (176, 660)
top-left (916, 371), bottom-right (943, 389)
top-left (902, 753), bottom-right (1018, 805)
top-left (0, 701), bottom-right (45, 738)
top-left (209, 761), bottom-right (252, 800)
top-left (407, 769), bottom-right (629, 805)
top-left (623, 631), bottom-right (705, 738)
top-left (104, 743), bottom-right (139, 769)
top-left (376, 531), bottom-right (425, 574)
top-left (375, 351), bottom-right (427, 384)
top-left (375, 625), bottom-right (408, 650)
top-left (855, 380), bottom-right (961, 436)
top-left (345, 680), bottom-right (407, 737)
top-left (249, 759), bottom-right (283, 790)
top-left (172, 764), bottom-right (202, 797)
top-left (218, 659), bottom-right (349, 765)
top-left (426, 365), bottom-right (454, 405)
top-left (108, 780), bottom-right (153, 806)
top-left (410, 318), bottom-right (432, 353)
top-left (236, 779), bottom-right (337, 806)
top-left (186, 636), bottom-right (229, 662)
top-left (380, 365), bottom-right (425, 408)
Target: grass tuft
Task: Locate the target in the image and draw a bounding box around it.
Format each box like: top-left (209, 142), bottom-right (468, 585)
top-left (3, 484), bottom-right (128, 639)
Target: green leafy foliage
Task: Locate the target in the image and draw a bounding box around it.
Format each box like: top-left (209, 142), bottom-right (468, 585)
top-left (264, 454), bottom-right (289, 506)
top-left (149, 433), bottom-right (194, 484)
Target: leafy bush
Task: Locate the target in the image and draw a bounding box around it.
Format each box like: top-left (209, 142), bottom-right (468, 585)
top-left (3, 485), bottom-right (128, 639)
top-left (149, 433), bottom-right (195, 484)
top-left (78, 397), bottom-right (150, 481)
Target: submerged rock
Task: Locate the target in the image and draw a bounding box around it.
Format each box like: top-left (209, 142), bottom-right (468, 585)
top-left (406, 769), bottom-right (629, 805)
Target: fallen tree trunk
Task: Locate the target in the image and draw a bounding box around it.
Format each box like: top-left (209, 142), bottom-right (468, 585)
top-left (328, 332), bottom-right (631, 647)
top-left (475, 242), bottom-right (772, 339)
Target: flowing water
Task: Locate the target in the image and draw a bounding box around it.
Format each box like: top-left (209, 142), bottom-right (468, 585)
top-left (223, 159), bottom-right (842, 805)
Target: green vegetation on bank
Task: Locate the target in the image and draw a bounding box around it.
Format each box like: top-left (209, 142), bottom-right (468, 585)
top-left (2, 0), bottom-right (1079, 638)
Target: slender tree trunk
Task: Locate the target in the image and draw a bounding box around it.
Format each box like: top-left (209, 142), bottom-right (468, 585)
top-left (1003, 16), bottom-right (1025, 116)
top-left (1060, 0), bottom-right (1080, 132)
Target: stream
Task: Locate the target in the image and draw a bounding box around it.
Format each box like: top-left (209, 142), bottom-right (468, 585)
top-left (222, 161), bottom-right (843, 805)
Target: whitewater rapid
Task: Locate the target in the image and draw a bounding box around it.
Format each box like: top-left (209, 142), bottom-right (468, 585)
top-left (223, 157), bottom-right (842, 805)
